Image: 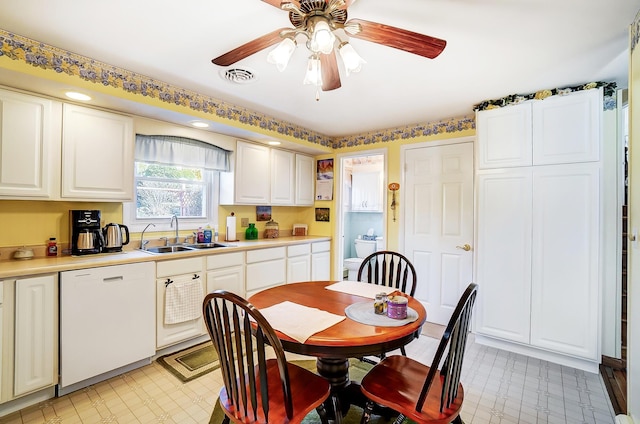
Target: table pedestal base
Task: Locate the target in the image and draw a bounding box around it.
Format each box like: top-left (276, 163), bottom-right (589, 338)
top-left (316, 357), bottom-right (369, 423)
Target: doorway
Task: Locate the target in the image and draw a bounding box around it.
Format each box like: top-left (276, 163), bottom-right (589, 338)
top-left (335, 150), bottom-right (387, 281)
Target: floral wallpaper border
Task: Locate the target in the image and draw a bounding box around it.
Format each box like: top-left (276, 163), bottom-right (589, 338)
top-left (0, 29), bottom-right (475, 149)
top-left (474, 81), bottom-right (617, 112)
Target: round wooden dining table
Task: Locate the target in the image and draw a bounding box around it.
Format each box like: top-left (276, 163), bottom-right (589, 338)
top-left (248, 280), bottom-right (427, 422)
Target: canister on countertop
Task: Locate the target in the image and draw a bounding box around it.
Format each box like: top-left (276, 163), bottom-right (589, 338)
top-left (264, 219), bottom-right (279, 238)
top-left (386, 295), bottom-right (408, 319)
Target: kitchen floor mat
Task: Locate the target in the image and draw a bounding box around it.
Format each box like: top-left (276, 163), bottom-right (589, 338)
top-left (157, 341), bottom-right (219, 383)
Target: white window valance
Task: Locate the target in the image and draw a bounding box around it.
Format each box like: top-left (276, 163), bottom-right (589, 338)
top-left (135, 134), bottom-right (231, 172)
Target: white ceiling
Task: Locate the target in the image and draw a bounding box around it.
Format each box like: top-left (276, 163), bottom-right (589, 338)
top-left (0, 0), bottom-right (638, 140)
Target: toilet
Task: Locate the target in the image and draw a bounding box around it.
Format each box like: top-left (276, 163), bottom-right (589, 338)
top-left (344, 236), bottom-right (384, 281)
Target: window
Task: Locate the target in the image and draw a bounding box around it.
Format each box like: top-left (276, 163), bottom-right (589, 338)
top-left (135, 162), bottom-right (207, 219)
top-left (123, 135), bottom-right (230, 232)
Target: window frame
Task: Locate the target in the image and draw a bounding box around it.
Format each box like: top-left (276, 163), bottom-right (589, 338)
top-left (123, 162), bottom-right (220, 234)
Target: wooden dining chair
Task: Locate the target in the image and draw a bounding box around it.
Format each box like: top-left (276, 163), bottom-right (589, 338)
top-left (357, 250), bottom-right (417, 297)
top-left (359, 283), bottom-right (478, 424)
top-left (203, 290), bottom-right (331, 424)
top-left (357, 250), bottom-right (417, 359)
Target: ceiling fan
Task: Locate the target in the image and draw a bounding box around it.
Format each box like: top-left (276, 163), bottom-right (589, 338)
top-left (212, 0), bottom-right (446, 93)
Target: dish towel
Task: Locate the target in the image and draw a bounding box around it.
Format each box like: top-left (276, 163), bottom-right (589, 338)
top-left (258, 301), bottom-right (345, 343)
top-left (325, 280), bottom-right (396, 299)
top-left (164, 276), bottom-right (203, 325)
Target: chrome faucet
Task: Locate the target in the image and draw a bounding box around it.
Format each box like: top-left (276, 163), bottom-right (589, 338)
top-left (140, 223), bottom-right (156, 250)
top-left (170, 214), bottom-right (180, 245)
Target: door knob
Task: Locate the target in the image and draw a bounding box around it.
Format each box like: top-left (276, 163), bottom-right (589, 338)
top-left (456, 244), bottom-right (471, 251)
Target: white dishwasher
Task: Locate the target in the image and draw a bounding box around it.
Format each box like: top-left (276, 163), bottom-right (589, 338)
top-left (59, 262), bottom-right (155, 394)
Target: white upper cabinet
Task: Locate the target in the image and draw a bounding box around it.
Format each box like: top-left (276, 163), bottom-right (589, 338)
top-left (0, 89), bottom-right (61, 199)
top-left (477, 89), bottom-right (601, 169)
top-left (230, 140), bottom-right (270, 204)
top-left (532, 89), bottom-right (601, 165)
top-left (477, 102), bottom-right (532, 169)
top-left (295, 153), bottom-right (315, 206)
top-left (221, 140), bottom-right (315, 206)
top-left (62, 104), bottom-right (134, 201)
top-left (270, 148), bottom-right (295, 205)
top-left (351, 171), bottom-right (383, 212)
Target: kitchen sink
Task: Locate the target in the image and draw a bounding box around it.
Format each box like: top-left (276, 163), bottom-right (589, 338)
top-left (143, 245), bottom-right (195, 254)
top-left (185, 243), bottom-right (228, 249)
top-left (141, 243), bottom-right (229, 254)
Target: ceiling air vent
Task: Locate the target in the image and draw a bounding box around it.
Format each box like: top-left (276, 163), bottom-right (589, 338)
top-left (221, 68), bottom-right (257, 84)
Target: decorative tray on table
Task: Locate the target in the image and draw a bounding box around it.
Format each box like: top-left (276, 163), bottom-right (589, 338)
top-left (345, 301), bottom-right (419, 327)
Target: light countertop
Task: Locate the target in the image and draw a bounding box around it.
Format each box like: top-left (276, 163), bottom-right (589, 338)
top-left (0, 236), bottom-right (330, 279)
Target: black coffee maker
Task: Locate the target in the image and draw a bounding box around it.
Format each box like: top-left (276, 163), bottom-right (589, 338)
top-left (70, 210), bottom-right (104, 255)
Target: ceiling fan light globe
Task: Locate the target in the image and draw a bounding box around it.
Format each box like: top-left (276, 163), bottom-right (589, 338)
top-left (303, 56), bottom-right (323, 86)
top-left (267, 38), bottom-right (297, 72)
top-left (339, 42), bottom-right (365, 76)
top-left (310, 20), bottom-right (335, 54)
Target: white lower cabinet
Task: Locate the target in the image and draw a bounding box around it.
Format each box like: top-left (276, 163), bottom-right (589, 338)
top-left (206, 252), bottom-right (245, 296)
top-left (15, 275), bottom-right (57, 397)
top-left (311, 241), bottom-right (331, 281)
top-left (475, 163), bottom-right (601, 370)
top-left (156, 258), bottom-right (206, 349)
top-left (246, 247), bottom-right (286, 298)
top-left (0, 274), bottom-right (57, 402)
top-left (287, 244), bottom-right (311, 283)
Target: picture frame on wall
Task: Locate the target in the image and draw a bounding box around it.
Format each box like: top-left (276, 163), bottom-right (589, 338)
top-left (315, 207), bottom-right (330, 222)
top-left (256, 206), bottom-right (272, 221)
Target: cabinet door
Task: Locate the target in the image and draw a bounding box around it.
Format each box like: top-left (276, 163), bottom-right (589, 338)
top-left (207, 266), bottom-right (244, 297)
top-left (15, 275), bottom-right (56, 396)
top-left (476, 102), bottom-right (532, 169)
top-left (474, 169), bottom-right (532, 344)
top-left (287, 255), bottom-right (311, 283)
top-left (62, 104), bottom-right (134, 201)
top-left (270, 149), bottom-right (295, 205)
top-left (351, 171), bottom-right (382, 212)
top-left (532, 89), bottom-right (601, 165)
top-left (156, 274), bottom-right (206, 349)
top-left (0, 90), bottom-right (61, 199)
top-left (295, 154), bottom-right (315, 205)
top-left (311, 251), bottom-right (331, 281)
top-left (530, 163), bottom-right (600, 360)
top-left (235, 141), bottom-right (270, 204)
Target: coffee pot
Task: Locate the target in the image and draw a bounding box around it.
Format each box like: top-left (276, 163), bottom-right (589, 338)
top-left (76, 229), bottom-right (104, 253)
top-left (103, 223), bottom-right (130, 252)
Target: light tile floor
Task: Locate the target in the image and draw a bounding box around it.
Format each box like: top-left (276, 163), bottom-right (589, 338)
top-left (2, 329), bottom-right (616, 424)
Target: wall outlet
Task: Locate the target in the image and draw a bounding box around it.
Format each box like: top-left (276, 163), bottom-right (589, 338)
top-left (241, 217), bottom-right (249, 227)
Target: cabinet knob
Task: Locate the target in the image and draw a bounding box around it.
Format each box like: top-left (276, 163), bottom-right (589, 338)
top-left (456, 244), bottom-right (472, 252)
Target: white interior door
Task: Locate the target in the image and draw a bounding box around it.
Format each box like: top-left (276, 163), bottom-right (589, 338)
top-left (403, 140), bottom-right (474, 325)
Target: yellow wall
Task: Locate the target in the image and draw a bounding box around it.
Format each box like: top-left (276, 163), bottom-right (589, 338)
top-left (0, 200), bottom-right (122, 247)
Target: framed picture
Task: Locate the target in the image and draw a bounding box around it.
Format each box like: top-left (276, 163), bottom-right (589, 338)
top-left (256, 206), bottom-right (272, 221)
top-left (317, 159), bottom-right (334, 180)
top-left (315, 207), bottom-right (330, 222)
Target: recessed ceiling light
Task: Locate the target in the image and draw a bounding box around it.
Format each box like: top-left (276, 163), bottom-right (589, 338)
top-left (190, 121), bottom-right (209, 128)
top-left (268, 141), bottom-right (281, 146)
top-left (65, 91), bottom-right (92, 101)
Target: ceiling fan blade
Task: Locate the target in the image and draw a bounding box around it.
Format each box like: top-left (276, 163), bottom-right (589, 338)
top-left (345, 18), bottom-right (446, 59)
top-left (212, 28), bottom-right (290, 66)
top-left (320, 51), bottom-right (341, 91)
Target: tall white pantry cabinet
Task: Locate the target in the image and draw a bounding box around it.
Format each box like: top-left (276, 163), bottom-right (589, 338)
top-left (474, 88), bottom-right (614, 372)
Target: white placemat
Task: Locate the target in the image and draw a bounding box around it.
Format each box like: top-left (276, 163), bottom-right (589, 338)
top-left (345, 301), bottom-right (419, 327)
top-left (258, 301), bottom-right (345, 343)
top-left (325, 280), bottom-right (396, 299)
